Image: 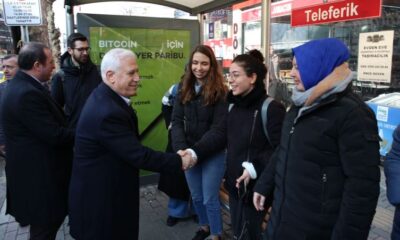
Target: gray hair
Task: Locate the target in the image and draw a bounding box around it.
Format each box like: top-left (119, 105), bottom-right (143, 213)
top-left (100, 48), bottom-right (137, 80)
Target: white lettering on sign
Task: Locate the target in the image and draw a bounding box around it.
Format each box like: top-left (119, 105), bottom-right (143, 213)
top-left (166, 40), bottom-right (184, 49)
top-left (304, 2), bottom-right (359, 23)
top-left (99, 40), bottom-right (138, 48)
top-left (271, 3), bottom-right (292, 16)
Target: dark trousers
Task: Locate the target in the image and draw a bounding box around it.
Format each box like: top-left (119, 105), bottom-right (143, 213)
top-left (229, 193), bottom-right (266, 240)
top-left (30, 219), bottom-right (64, 240)
top-left (393, 207), bottom-right (400, 240)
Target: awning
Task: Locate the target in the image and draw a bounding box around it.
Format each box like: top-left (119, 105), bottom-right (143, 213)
top-left (64, 0), bottom-right (247, 15)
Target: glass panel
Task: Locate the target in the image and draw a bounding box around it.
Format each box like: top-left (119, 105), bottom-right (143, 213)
top-left (269, 0), bottom-right (400, 102)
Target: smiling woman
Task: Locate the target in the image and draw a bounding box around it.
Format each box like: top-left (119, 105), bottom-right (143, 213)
top-left (225, 53), bottom-right (285, 239)
top-left (171, 45), bottom-right (228, 240)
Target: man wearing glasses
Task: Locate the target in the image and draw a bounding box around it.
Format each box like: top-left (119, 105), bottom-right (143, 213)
top-left (51, 32), bottom-right (101, 129)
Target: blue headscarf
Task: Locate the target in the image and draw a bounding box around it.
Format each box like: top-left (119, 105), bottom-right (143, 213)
top-left (292, 38), bottom-right (350, 90)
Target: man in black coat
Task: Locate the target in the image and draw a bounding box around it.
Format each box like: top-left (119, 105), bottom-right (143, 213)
top-left (68, 48), bottom-right (194, 240)
top-left (51, 32), bottom-right (101, 129)
top-left (0, 54), bottom-right (18, 155)
top-left (1, 42), bottom-right (74, 240)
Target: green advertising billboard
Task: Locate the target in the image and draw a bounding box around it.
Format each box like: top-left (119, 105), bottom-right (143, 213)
top-left (77, 14), bottom-right (198, 178)
top-left (89, 26), bottom-right (191, 151)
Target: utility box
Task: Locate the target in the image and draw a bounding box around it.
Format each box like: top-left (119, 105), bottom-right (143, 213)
top-left (367, 92), bottom-right (400, 156)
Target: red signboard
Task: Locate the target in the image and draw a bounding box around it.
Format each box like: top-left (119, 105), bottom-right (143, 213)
top-left (271, 0), bottom-right (292, 18)
top-left (291, 0), bottom-right (382, 27)
top-left (292, 0), bottom-right (342, 9)
top-left (242, 7), bottom-right (261, 22)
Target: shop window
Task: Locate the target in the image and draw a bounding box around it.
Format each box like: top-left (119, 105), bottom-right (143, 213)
top-left (270, 1), bottom-right (400, 101)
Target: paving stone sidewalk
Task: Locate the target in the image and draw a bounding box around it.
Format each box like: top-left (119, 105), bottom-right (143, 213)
top-left (0, 162), bottom-right (394, 240)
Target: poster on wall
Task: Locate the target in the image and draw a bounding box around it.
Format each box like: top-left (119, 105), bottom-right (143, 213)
top-left (209, 22), bottom-right (214, 39)
top-left (357, 30), bottom-right (394, 83)
top-left (89, 27), bottom-right (191, 150)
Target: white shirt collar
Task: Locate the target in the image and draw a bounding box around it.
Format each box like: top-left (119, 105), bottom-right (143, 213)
top-left (24, 71), bottom-right (43, 85)
top-left (119, 95), bottom-right (131, 106)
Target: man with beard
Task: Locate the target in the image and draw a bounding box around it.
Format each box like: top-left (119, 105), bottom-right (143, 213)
top-left (51, 32), bottom-right (101, 129)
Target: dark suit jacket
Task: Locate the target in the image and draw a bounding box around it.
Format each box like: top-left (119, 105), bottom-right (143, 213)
top-left (69, 82), bottom-right (182, 240)
top-left (1, 70), bottom-right (74, 225)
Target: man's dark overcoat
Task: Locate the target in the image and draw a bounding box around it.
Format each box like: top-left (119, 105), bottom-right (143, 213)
top-left (1, 70), bottom-right (74, 226)
top-left (68, 82), bottom-right (182, 240)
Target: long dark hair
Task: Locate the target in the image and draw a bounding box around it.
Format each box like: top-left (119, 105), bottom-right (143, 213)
top-left (180, 45), bottom-right (227, 105)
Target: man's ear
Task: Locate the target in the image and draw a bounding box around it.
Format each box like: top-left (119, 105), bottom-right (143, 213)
top-left (106, 70), bottom-right (115, 84)
top-left (32, 61), bottom-right (41, 71)
top-left (67, 47), bottom-right (73, 55)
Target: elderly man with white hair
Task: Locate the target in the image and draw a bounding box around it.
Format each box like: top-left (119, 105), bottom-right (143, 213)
top-left (68, 48), bottom-right (195, 240)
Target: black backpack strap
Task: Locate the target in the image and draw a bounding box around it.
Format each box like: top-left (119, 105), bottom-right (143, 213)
top-left (261, 97), bottom-right (274, 145)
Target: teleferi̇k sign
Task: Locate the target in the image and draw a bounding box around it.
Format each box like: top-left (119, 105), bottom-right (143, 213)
top-left (291, 0), bottom-right (382, 27)
top-left (2, 0), bottom-right (42, 26)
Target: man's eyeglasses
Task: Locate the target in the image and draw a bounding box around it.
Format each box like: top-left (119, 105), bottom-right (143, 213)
top-left (73, 47), bottom-right (91, 53)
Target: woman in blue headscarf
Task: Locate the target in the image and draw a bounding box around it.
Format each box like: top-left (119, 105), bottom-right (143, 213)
top-left (252, 38), bottom-right (381, 240)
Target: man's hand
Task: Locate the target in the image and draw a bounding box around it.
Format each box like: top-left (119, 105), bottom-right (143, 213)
top-left (178, 150), bottom-right (191, 170)
top-left (236, 169), bottom-right (250, 188)
top-left (178, 150), bottom-right (198, 170)
top-left (253, 192), bottom-right (266, 211)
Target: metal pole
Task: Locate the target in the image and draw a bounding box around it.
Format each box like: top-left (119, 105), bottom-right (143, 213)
top-left (20, 26), bottom-right (30, 43)
top-left (66, 5), bottom-right (74, 37)
top-left (262, 0), bottom-right (271, 93)
top-left (262, 0), bottom-right (271, 61)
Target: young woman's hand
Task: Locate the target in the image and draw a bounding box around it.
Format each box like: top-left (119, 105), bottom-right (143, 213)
top-left (236, 169), bottom-right (250, 188)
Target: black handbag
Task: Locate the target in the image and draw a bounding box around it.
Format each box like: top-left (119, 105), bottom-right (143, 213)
top-left (237, 193), bottom-right (251, 240)
top-left (236, 110), bottom-right (258, 240)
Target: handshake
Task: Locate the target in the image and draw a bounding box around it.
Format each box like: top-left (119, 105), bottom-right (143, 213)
top-left (178, 149), bottom-right (198, 171)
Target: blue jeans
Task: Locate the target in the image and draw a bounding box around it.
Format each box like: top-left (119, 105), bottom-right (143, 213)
top-left (168, 198), bottom-right (194, 218)
top-left (185, 151), bottom-right (226, 235)
top-left (393, 206), bottom-right (400, 240)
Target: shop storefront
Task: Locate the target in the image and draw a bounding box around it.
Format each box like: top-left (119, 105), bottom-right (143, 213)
top-left (202, 0), bottom-right (262, 73)
top-left (202, 0), bottom-right (400, 100)
top-left (271, 0), bottom-right (400, 100)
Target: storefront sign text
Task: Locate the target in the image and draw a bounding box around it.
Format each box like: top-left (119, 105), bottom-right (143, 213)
top-left (291, 0), bottom-right (381, 27)
top-left (271, 0), bottom-right (292, 18)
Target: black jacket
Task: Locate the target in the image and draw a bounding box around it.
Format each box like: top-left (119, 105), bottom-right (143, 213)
top-left (51, 52), bottom-right (101, 129)
top-left (157, 85), bottom-right (190, 200)
top-left (225, 87), bottom-right (285, 199)
top-left (254, 88), bottom-right (381, 240)
top-left (171, 88), bottom-right (227, 161)
top-left (2, 71), bottom-right (74, 225)
top-left (69, 83), bottom-right (182, 240)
